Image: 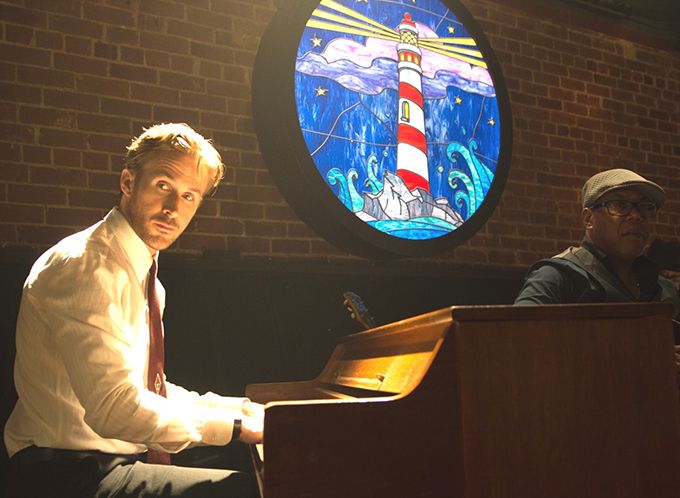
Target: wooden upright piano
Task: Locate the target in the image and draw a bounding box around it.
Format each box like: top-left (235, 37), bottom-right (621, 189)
top-left (246, 303), bottom-right (680, 498)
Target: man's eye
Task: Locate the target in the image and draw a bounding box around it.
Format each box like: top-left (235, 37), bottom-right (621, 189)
top-left (609, 200), bottom-right (629, 209)
top-left (157, 181), bottom-right (170, 190)
top-left (183, 193), bottom-right (195, 202)
top-left (638, 202), bottom-right (656, 215)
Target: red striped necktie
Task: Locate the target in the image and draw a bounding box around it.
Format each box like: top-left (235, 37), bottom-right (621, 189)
top-left (146, 259), bottom-right (171, 465)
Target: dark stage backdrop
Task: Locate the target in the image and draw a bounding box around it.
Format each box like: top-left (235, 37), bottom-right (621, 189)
top-left (158, 253), bottom-right (524, 395)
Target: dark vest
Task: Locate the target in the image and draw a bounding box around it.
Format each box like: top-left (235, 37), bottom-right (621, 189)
top-left (535, 245), bottom-right (680, 324)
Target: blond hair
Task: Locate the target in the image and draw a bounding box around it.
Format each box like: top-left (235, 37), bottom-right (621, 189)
top-left (124, 123), bottom-right (224, 196)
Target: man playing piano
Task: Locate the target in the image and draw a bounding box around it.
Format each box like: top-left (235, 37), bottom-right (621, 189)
top-left (4, 123), bottom-right (263, 498)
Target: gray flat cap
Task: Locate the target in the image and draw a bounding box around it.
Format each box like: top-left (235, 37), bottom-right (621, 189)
top-left (581, 168), bottom-right (665, 208)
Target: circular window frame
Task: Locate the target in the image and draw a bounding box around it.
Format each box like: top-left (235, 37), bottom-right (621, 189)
top-left (253, 0), bottom-right (512, 259)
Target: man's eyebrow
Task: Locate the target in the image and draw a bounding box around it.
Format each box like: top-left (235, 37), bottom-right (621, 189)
top-left (155, 169), bottom-right (204, 198)
top-left (155, 168), bottom-right (177, 181)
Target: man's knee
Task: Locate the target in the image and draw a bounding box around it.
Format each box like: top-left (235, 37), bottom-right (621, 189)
top-left (98, 462), bottom-right (258, 498)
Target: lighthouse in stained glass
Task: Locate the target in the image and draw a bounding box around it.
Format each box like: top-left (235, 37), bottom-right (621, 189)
top-left (396, 13), bottom-right (429, 192)
top-left (292, 0), bottom-right (505, 242)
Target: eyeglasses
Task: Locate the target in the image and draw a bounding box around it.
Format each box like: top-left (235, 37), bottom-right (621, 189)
top-left (588, 199), bottom-right (657, 218)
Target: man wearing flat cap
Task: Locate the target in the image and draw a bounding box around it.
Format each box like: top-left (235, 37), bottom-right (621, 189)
top-left (515, 168), bottom-right (680, 325)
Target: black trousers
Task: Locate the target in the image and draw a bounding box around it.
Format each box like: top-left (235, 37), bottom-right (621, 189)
top-left (5, 446), bottom-right (259, 498)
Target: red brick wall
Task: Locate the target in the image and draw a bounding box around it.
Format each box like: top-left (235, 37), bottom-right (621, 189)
top-left (1, 0), bottom-right (678, 267)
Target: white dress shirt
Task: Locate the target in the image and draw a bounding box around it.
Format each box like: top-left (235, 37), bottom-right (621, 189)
top-left (4, 208), bottom-right (246, 457)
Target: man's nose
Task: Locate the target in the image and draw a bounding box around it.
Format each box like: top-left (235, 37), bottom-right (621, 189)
top-left (162, 193), bottom-right (180, 216)
top-left (627, 205), bottom-right (645, 221)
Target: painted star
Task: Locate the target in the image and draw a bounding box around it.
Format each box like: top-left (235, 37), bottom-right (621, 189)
top-left (448, 26), bottom-right (455, 34)
top-left (311, 34), bottom-right (322, 47)
top-left (315, 86), bottom-right (328, 97)
top-left (488, 118), bottom-right (495, 126)
top-left (455, 95), bottom-right (462, 104)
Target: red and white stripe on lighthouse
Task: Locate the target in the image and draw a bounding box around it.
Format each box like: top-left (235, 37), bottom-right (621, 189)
top-left (396, 13), bottom-right (429, 192)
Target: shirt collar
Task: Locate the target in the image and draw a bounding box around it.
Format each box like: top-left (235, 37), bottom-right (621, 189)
top-left (106, 207), bottom-right (155, 284)
top-left (580, 239), bottom-right (609, 262)
top-left (581, 239), bottom-right (660, 298)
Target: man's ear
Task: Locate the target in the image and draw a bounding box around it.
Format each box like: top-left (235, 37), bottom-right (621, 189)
top-left (120, 168), bottom-right (135, 197)
top-left (582, 207), bottom-right (593, 229)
